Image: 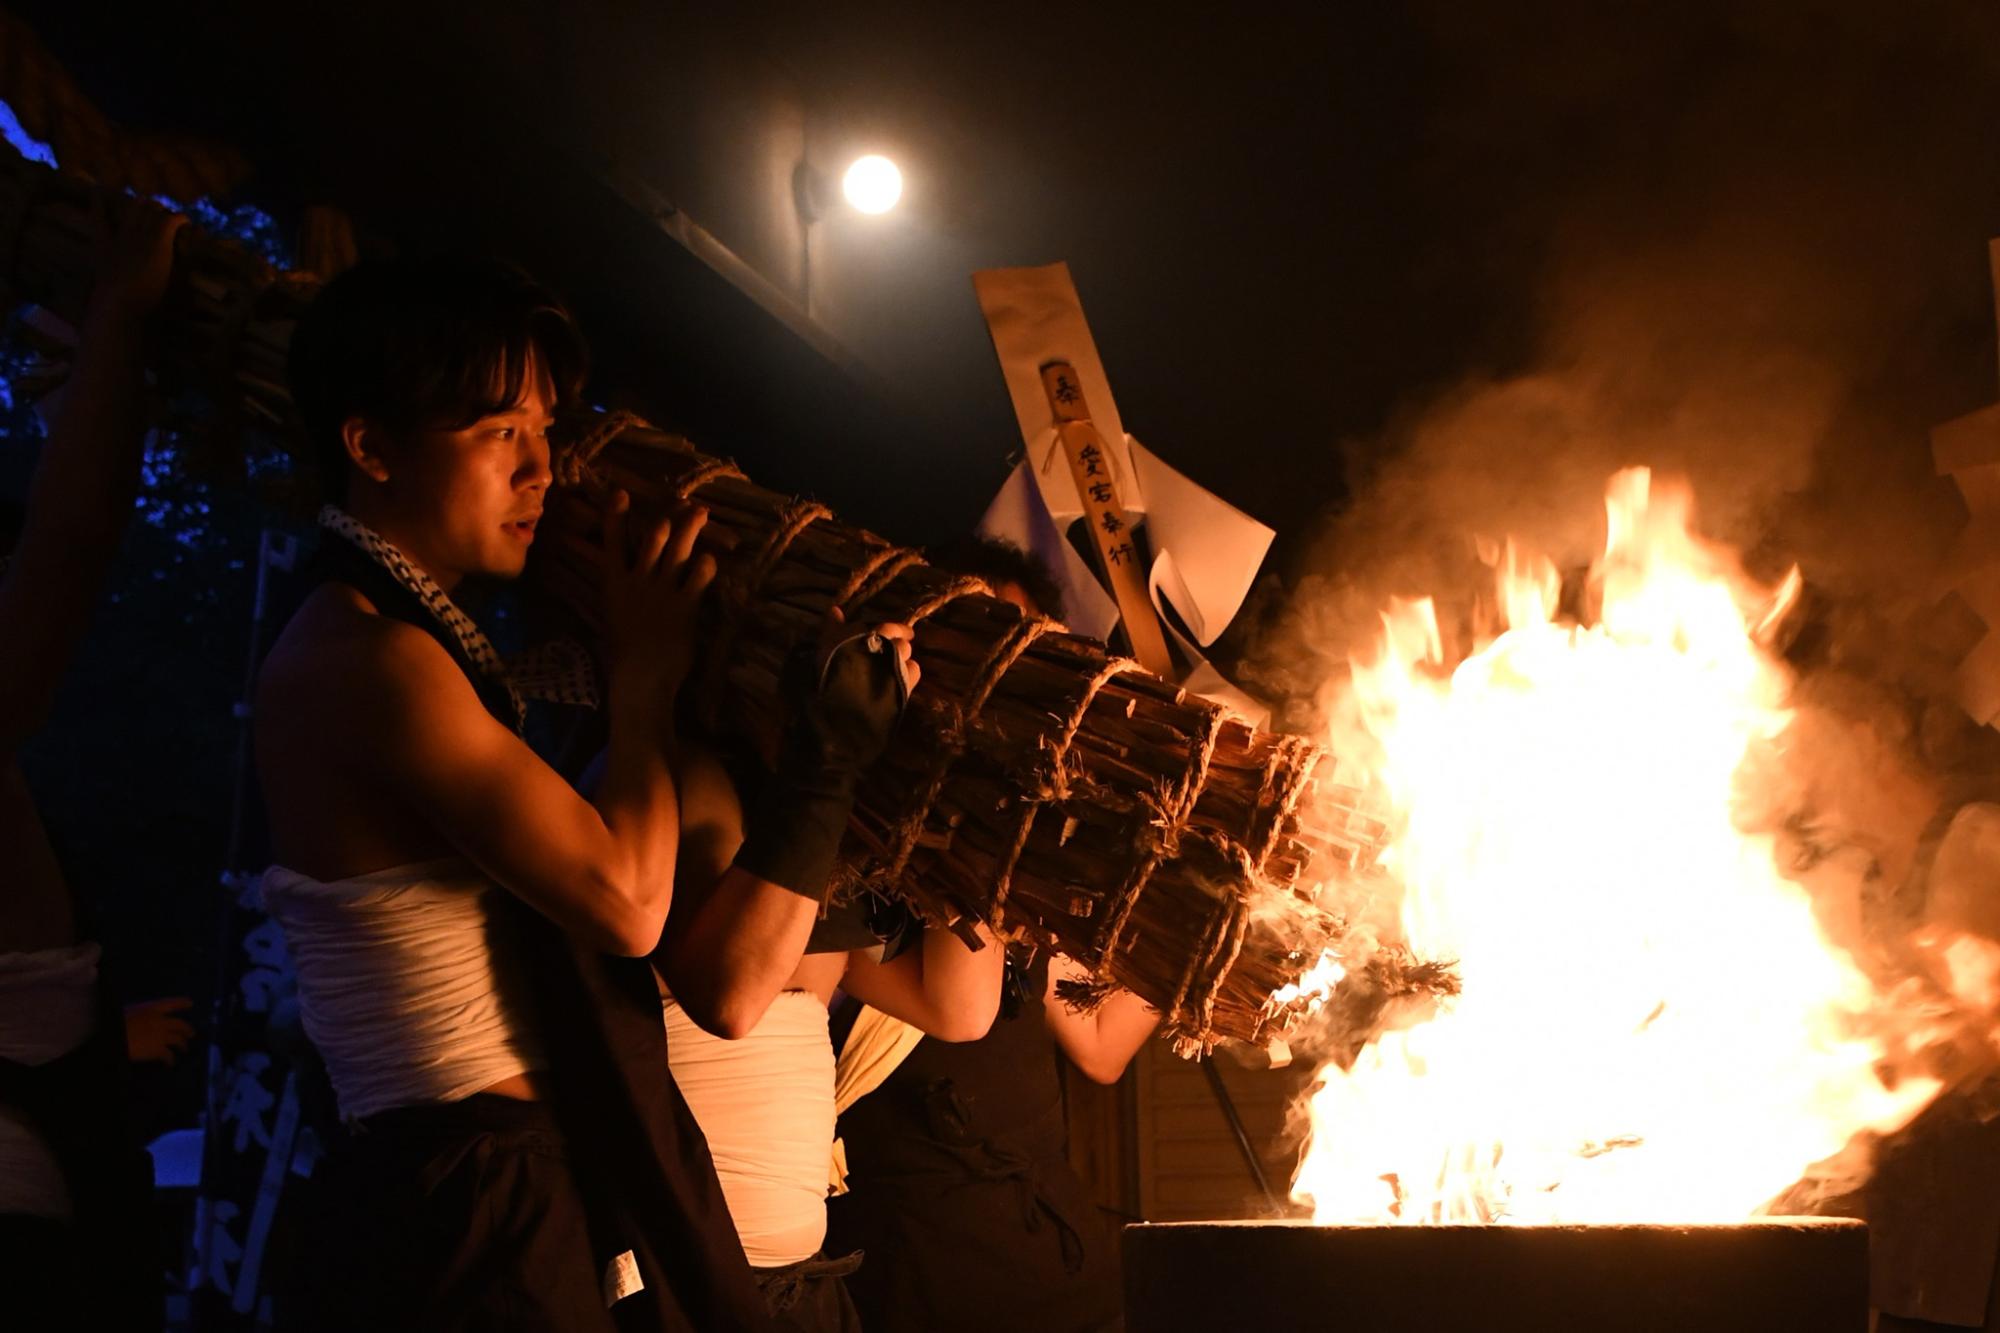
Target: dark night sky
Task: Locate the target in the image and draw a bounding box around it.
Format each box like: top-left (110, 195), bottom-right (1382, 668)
top-left (21, 1), bottom-right (2000, 581)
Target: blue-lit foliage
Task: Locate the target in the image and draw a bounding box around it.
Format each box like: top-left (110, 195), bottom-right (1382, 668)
top-left (0, 98), bottom-right (55, 166)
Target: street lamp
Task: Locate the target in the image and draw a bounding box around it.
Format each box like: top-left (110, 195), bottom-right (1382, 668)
top-left (793, 153), bottom-right (904, 318)
top-left (841, 154), bottom-right (902, 214)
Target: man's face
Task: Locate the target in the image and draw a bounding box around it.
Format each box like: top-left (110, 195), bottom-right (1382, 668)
top-left (376, 368), bottom-right (555, 587)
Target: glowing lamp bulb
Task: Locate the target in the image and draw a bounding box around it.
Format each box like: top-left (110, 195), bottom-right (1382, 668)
top-left (841, 155), bottom-right (902, 214)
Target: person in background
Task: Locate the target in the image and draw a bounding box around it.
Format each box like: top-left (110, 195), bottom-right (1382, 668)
top-left (531, 448), bottom-right (950, 1330)
top-left (653, 606), bottom-right (1004, 1332)
top-left (0, 198), bottom-right (185, 1332)
top-left (824, 535), bottom-right (1160, 1333)
top-left (656, 696), bottom-right (1008, 1328)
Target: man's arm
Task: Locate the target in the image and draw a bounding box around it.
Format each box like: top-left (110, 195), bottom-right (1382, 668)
top-left (300, 497), bottom-right (710, 955)
top-left (328, 620), bottom-right (677, 954)
top-left (652, 744), bottom-right (819, 1037)
top-left (840, 922), bottom-right (1004, 1043)
top-left (1043, 953), bottom-right (1161, 1083)
top-left (0, 203), bottom-right (184, 754)
top-left (656, 621), bottom-right (917, 1038)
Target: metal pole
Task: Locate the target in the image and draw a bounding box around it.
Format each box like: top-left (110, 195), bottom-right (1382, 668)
top-left (1200, 1057), bottom-right (1282, 1214)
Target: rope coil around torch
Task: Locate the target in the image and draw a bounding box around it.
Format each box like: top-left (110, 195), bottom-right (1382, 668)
top-left (834, 546), bottom-right (925, 615)
top-left (672, 457), bottom-right (748, 502)
top-left (872, 610), bottom-right (1053, 888)
top-left (553, 408), bottom-right (645, 487)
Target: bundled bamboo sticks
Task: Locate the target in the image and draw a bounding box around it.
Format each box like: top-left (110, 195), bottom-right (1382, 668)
top-left (0, 138), bottom-right (1419, 1050)
top-left (535, 413), bottom-right (1395, 1049)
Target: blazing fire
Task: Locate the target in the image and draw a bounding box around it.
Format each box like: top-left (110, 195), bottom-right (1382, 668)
top-left (1291, 468), bottom-right (1944, 1225)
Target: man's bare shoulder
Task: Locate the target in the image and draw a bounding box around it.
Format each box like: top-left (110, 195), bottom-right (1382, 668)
top-left (258, 585), bottom-right (470, 724)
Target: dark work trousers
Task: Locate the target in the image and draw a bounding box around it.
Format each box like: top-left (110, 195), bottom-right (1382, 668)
top-left (753, 1251), bottom-right (865, 1333)
top-left (284, 1095), bottom-right (620, 1332)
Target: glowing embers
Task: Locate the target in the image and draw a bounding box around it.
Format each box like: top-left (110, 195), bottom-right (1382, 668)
top-left (1293, 468), bottom-right (1939, 1226)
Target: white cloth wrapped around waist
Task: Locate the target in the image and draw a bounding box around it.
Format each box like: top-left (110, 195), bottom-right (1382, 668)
top-left (663, 988), bottom-right (835, 1268)
top-left (258, 860), bottom-right (546, 1122)
top-left (0, 941), bottom-right (101, 1219)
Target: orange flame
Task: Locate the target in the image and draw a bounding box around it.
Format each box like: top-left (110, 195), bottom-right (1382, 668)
top-left (1292, 468), bottom-right (1941, 1225)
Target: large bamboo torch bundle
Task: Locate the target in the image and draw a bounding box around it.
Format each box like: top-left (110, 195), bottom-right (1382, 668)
top-left (535, 414), bottom-right (1396, 1049)
top-left (0, 140), bottom-right (1420, 1050)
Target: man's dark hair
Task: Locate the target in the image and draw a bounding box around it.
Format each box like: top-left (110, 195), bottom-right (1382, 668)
top-left (287, 255), bottom-right (589, 499)
top-left (930, 535), bottom-right (1065, 621)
